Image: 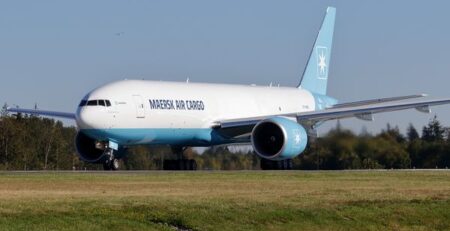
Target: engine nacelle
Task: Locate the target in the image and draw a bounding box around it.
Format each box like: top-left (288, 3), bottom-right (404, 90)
top-left (75, 132), bottom-right (110, 163)
top-left (251, 117), bottom-right (308, 160)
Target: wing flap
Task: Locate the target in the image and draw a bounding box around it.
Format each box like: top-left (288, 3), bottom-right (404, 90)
top-left (415, 105), bottom-right (431, 113)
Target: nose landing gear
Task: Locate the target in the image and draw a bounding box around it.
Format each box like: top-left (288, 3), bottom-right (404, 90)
top-left (103, 148), bottom-right (120, 171)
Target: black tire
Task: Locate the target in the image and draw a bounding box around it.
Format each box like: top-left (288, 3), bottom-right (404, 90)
top-left (281, 159), bottom-right (292, 170)
top-left (111, 159), bottom-right (120, 171)
top-left (103, 161), bottom-right (111, 171)
top-left (286, 159), bottom-right (293, 170)
top-left (177, 159), bottom-right (196, 171)
top-left (189, 159), bottom-right (197, 171)
top-left (260, 159), bottom-right (293, 170)
top-left (260, 159), bottom-right (272, 170)
top-left (277, 160), bottom-right (285, 170)
top-left (103, 159), bottom-right (119, 171)
top-left (179, 159), bottom-right (188, 171)
top-left (163, 160), bottom-right (173, 170)
top-left (163, 159), bottom-right (197, 170)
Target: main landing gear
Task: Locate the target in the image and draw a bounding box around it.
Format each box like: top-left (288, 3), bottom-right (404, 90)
top-left (163, 146), bottom-right (197, 171)
top-left (260, 158), bottom-right (293, 170)
top-left (103, 148), bottom-right (120, 171)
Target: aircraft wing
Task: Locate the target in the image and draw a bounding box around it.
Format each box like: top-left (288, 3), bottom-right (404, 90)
top-left (294, 98), bottom-right (450, 122)
top-left (215, 98), bottom-right (450, 137)
top-left (6, 107), bottom-right (76, 120)
top-left (330, 94), bottom-right (426, 109)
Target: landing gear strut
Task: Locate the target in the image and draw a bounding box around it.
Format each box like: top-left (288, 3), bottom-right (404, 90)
top-left (103, 149), bottom-right (120, 171)
top-left (260, 159), bottom-right (293, 170)
top-left (163, 146), bottom-right (197, 171)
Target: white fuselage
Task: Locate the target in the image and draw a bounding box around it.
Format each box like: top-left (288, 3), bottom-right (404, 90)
top-left (76, 80), bottom-right (317, 146)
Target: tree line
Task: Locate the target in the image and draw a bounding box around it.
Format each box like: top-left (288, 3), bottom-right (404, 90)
top-left (0, 104), bottom-right (449, 170)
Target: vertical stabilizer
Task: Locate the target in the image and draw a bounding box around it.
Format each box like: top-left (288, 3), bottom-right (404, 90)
top-left (298, 7), bottom-right (336, 95)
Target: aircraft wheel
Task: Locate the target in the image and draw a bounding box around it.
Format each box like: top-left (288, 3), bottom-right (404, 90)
top-left (103, 158), bottom-right (120, 171)
top-left (102, 148), bottom-right (117, 171)
top-left (260, 159), bottom-right (293, 170)
top-left (163, 160), bottom-right (175, 170)
top-left (103, 161), bottom-right (111, 170)
top-left (163, 159), bottom-right (197, 170)
top-left (111, 158), bottom-right (120, 170)
top-left (260, 159), bottom-right (274, 170)
top-left (179, 159), bottom-right (187, 170)
top-left (189, 159), bottom-right (197, 171)
top-left (286, 159), bottom-right (293, 170)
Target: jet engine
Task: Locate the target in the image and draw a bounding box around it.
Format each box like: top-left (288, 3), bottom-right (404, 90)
top-left (75, 132), bottom-right (110, 163)
top-left (251, 117), bottom-right (308, 160)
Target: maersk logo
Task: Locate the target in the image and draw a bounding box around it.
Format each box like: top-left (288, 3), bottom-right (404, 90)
top-left (316, 46), bottom-right (328, 79)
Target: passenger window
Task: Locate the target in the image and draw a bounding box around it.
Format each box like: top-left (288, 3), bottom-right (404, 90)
top-left (99, 100), bottom-right (106, 106)
top-left (106, 100), bottom-right (111, 107)
top-left (87, 100), bottom-right (98, 106)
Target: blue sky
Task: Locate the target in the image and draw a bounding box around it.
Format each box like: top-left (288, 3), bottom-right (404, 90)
top-left (1, 0), bottom-right (450, 135)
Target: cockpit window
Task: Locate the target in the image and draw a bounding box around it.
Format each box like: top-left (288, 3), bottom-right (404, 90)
top-left (87, 100), bottom-right (98, 106)
top-left (80, 99), bottom-right (112, 107)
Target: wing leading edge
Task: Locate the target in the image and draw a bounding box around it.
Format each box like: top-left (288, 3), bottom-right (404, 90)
top-left (295, 98), bottom-right (450, 122)
top-left (330, 94), bottom-right (426, 109)
top-left (6, 108), bottom-right (76, 120)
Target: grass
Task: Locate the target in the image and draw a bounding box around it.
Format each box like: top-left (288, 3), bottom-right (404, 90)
top-left (0, 171), bottom-right (448, 230)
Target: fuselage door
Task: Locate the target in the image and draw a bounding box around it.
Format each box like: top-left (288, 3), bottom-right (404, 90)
top-left (132, 95), bottom-right (146, 118)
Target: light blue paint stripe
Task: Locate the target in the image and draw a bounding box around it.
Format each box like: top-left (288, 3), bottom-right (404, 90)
top-left (80, 128), bottom-right (235, 147)
top-left (313, 93), bottom-right (338, 111)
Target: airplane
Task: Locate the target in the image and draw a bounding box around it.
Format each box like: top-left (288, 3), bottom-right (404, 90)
top-left (8, 7), bottom-right (450, 170)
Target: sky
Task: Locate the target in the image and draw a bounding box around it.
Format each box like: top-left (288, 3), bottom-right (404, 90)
top-left (1, 0), bottom-right (450, 136)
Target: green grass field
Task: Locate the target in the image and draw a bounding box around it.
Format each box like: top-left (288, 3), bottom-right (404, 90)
top-left (0, 171), bottom-right (448, 231)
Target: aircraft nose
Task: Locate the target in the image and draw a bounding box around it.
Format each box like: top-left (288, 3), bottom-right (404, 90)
top-left (76, 108), bottom-right (98, 129)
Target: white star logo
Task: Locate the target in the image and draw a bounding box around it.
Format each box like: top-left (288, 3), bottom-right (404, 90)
top-left (294, 134), bottom-right (301, 144)
top-left (318, 51), bottom-right (327, 74)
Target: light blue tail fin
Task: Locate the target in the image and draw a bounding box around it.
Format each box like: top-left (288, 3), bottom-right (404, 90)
top-left (298, 7), bottom-right (336, 95)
